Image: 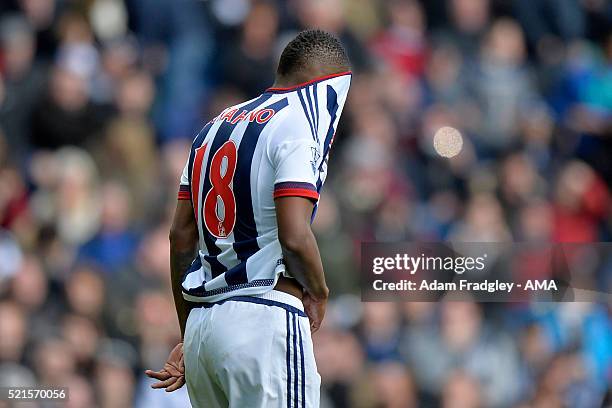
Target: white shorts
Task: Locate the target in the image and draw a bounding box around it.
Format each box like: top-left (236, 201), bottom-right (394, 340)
top-left (184, 290), bottom-right (321, 408)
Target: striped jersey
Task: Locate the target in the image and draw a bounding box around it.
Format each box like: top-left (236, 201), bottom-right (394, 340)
top-left (178, 72), bottom-right (351, 303)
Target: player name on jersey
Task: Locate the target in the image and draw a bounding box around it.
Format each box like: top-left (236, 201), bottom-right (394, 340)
top-left (211, 106), bottom-right (278, 125)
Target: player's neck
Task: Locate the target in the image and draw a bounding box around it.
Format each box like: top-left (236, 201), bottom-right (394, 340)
top-left (272, 66), bottom-right (339, 89)
top-left (271, 75), bottom-right (315, 89)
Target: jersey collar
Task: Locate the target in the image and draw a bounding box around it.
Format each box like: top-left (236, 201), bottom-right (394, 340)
top-left (265, 71), bottom-right (352, 94)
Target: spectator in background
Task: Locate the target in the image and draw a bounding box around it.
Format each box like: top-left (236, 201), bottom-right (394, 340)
top-left (471, 18), bottom-right (537, 154)
top-left (63, 374), bottom-right (96, 408)
top-left (29, 148), bottom-right (101, 247)
top-left (9, 254), bottom-right (48, 313)
top-left (33, 338), bottom-right (77, 387)
top-left (0, 301), bottom-right (27, 363)
top-left (567, 31), bottom-right (612, 183)
top-left (441, 371), bottom-right (484, 408)
top-left (370, 0), bottom-right (427, 79)
top-left (0, 14), bottom-right (46, 162)
top-left (424, 40), bottom-right (469, 108)
top-left (553, 160), bottom-right (610, 242)
top-left (368, 362), bottom-right (418, 408)
top-left (295, 0), bottom-right (371, 71)
top-left (514, 0), bottom-right (585, 52)
top-left (437, 0), bottom-right (490, 58)
top-left (78, 181), bottom-right (139, 274)
top-left (449, 193), bottom-right (512, 242)
top-left (218, 0), bottom-right (278, 98)
top-left (360, 302), bottom-right (403, 362)
top-left (30, 65), bottom-right (104, 149)
top-left (94, 339), bottom-right (138, 408)
top-left (95, 69), bottom-right (161, 216)
top-left (132, 0), bottom-right (211, 140)
top-left (18, 0), bottom-right (58, 60)
top-left (61, 314), bottom-right (100, 372)
top-left (64, 265), bottom-right (106, 320)
top-left (90, 38), bottom-right (139, 105)
top-left (402, 301), bottom-right (522, 407)
top-left (314, 323), bottom-right (364, 407)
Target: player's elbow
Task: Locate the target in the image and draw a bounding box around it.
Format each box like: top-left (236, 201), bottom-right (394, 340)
top-left (278, 228), bottom-right (312, 256)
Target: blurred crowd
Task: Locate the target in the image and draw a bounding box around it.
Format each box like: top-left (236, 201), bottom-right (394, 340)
top-left (0, 0), bottom-right (611, 407)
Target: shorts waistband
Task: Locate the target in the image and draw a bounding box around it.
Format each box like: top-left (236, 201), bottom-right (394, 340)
top-left (194, 290), bottom-right (306, 316)
top-left (252, 290), bottom-right (304, 312)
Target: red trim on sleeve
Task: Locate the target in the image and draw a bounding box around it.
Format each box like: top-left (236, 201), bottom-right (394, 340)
top-left (178, 185), bottom-right (191, 200)
top-left (273, 188), bottom-right (320, 200)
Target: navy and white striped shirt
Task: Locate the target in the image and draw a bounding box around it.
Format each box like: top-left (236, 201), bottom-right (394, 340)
top-left (177, 72), bottom-right (351, 302)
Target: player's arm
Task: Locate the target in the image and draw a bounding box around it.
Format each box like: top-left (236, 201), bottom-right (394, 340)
top-left (275, 196), bottom-right (329, 330)
top-left (269, 118), bottom-right (331, 330)
top-left (145, 199), bottom-right (195, 391)
top-left (169, 199), bottom-right (198, 339)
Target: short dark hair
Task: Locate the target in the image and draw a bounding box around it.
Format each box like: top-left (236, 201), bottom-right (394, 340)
top-left (277, 29), bottom-right (350, 76)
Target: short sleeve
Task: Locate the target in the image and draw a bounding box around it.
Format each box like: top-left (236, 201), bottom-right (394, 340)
top-left (270, 137), bottom-right (320, 201)
top-left (178, 160), bottom-right (191, 200)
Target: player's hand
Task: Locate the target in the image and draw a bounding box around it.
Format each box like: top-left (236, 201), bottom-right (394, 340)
top-left (145, 342), bottom-right (185, 392)
top-left (302, 292), bottom-right (327, 333)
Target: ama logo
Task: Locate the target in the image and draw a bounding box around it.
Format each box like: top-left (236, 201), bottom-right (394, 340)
top-left (524, 280), bottom-right (558, 291)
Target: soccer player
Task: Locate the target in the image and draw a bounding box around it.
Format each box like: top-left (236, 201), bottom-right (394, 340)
top-left (145, 29), bottom-right (351, 407)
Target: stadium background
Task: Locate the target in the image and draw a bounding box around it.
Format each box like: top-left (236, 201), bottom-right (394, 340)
top-left (0, 0), bottom-right (611, 407)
